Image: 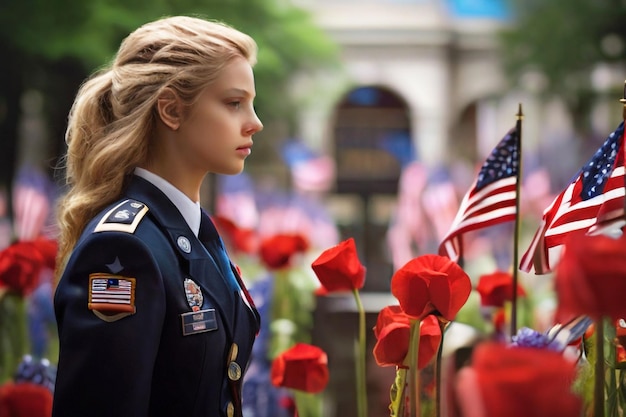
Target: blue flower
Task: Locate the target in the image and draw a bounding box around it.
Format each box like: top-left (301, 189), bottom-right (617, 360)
top-left (511, 327), bottom-right (564, 351)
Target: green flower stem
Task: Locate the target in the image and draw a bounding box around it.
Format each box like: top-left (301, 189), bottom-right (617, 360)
top-left (435, 320), bottom-right (447, 417)
top-left (271, 270), bottom-right (290, 322)
top-left (618, 370), bottom-right (626, 415)
top-left (605, 321), bottom-right (617, 417)
top-left (0, 293), bottom-right (27, 383)
top-left (594, 318), bottom-right (605, 417)
top-left (408, 318), bottom-right (421, 417)
top-left (390, 367), bottom-right (407, 417)
top-left (352, 288), bottom-right (368, 417)
top-left (293, 390), bottom-right (322, 417)
top-left (269, 269), bottom-right (295, 359)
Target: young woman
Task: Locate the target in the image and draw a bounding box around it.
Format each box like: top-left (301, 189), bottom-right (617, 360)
top-left (52, 16), bottom-right (263, 417)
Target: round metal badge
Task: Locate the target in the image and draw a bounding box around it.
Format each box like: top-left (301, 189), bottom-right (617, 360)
top-left (184, 278), bottom-right (203, 311)
top-left (177, 236), bottom-right (192, 253)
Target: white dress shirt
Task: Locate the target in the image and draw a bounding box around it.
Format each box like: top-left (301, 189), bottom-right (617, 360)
top-left (134, 167), bottom-right (201, 237)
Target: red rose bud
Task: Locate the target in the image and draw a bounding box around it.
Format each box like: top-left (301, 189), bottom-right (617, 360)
top-left (391, 254), bottom-right (471, 321)
top-left (259, 234), bottom-right (309, 270)
top-left (476, 271), bottom-right (525, 308)
top-left (373, 306), bottom-right (411, 367)
top-left (271, 343), bottom-right (329, 393)
top-left (373, 311), bottom-right (441, 369)
top-left (314, 285), bottom-right (329, 296)
top-left (311, 238), bottom-right (366, 292)
top-left (556, 233), bottom-right (626, 321)
top-left (492, 309), bottom-right (506, 333)
top-left (373, 305), bottom-right (408, 339)
top-left (0, 382), bottom-right (53, 417)
top-left (0, 238), bottom-right (56, 296)
top-left (212, 215), bottom-right (258, 255)
top-left (617, 344), bottom-right (626, 367)
top-left (414, 315), bottom-right (443, 370)
top-left (467, 342), bottom-right (581, 417)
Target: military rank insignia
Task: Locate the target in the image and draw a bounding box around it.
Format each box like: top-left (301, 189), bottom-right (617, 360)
top-left (94, 199), bottom-right (149, 234)
top-left (88, 273), bottom-right (136, 322)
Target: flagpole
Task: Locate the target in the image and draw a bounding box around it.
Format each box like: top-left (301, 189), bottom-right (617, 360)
top-left (621, 81), bottom-right (626, 226)
top-left (622, 80), bottom-right (626, 235)
top-left (621, 80), bottom-right (626, 125)
top-left (510, 103), bottom-right (524, 339)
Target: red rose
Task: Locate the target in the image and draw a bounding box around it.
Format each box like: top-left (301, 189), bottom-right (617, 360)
top-left (271, 343), bottom-right (329, 393)
top-left (618, 344), bottom-right (626, 366)
top-left (211, 215), bottom-right (258, 255)
top-left (373, 305), bottom-right (407, 339)
top-left (459, 342), bottom-right (581, 417)
top-left (373, 309), bottom-right (441, 369)
top-left (0, 238), bottom-right (56, 296)
top-left (259, 234), bottom-right (309, 270)
top-left (314, 285), bottom-right (329, 296)
top-left (373, 306), bottom-right (411, 367)
top-left (492, 309), bottom-right (506, 333)
top-left (33, 238), bottom-right (57, 270)
top-left (476, 271), bottom-right (526, 308)
top-left (391, 254), bottom-right (471, 321)
top-left (311, 238), bottom-right (366, 293)
top-left (616, 319), bottom-right (626, 348)
top-left (555, 233), bottom-right (626, 321)
top-left (0, 382), bottom-right (53, 417)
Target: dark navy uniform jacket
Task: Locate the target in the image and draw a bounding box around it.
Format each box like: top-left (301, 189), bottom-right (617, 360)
top-left (53, 175), bottom-right (259, 417)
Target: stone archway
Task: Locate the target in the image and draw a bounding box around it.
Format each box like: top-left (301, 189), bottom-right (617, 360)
top-left (334, 85), bottom-right (413, 195)
top-left (331, 85), bottom-right (413, 291)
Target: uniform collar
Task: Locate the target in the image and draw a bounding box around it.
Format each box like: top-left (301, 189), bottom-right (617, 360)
top-left (125, 175), bottom-right (213, 262)
top-left (134, 167), bottom-right (201, 237)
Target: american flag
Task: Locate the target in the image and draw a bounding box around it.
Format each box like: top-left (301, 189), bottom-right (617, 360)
top-left (520, 122), bottom-right (625, 274)
top-left (280, 140), bottom-right (335, 193)
top-left (439, 126), bottom-right (520, 262)
top-left (12, 166), bottom-right (53, 241)
top-left (90, 277), bottom-right (134, 306)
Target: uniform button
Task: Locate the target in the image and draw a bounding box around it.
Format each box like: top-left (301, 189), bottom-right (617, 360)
top-left (228, 343), bottom-right (239, 362)
top-left (228, 361), bottom-right (242, 381)
top-left (226, 401), bottom-right (234, 417)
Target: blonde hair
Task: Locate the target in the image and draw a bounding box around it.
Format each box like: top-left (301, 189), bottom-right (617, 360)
top-left (56, 16), bottom-right (257, 277)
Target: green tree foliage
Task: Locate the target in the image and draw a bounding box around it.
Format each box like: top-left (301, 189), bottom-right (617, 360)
top-left (0, 0), bottom-right (338, 190)
top-left (500, 0), bottom-right (626, 130)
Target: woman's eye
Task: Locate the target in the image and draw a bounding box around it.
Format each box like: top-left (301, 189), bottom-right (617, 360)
top-left (227, 101), bottom-right (241, 109)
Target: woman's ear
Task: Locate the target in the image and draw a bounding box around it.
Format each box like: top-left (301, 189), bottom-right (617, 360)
top-left (156, 88), bottom-right (183, 131)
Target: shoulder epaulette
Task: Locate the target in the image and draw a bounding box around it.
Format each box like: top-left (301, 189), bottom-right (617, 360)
top-left (93, 199), bottom-right (149, 234)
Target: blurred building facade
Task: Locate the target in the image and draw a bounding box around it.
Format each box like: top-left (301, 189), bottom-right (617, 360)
top-left (297, 0), bottom-right (511, 167)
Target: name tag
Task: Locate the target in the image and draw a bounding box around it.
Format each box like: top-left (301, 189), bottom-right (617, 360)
top-left (181, 308), bottom-right (217, 336)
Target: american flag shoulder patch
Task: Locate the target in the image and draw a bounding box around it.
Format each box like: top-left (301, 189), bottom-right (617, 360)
top-left (88, 273), bottom-right (136, 315)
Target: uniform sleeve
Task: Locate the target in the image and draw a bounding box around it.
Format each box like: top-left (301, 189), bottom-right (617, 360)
top-left (52, 231), bottom-right (166, 417)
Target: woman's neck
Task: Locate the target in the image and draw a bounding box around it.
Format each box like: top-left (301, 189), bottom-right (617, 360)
top-left (138, 163), bottom-right (203, 203)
